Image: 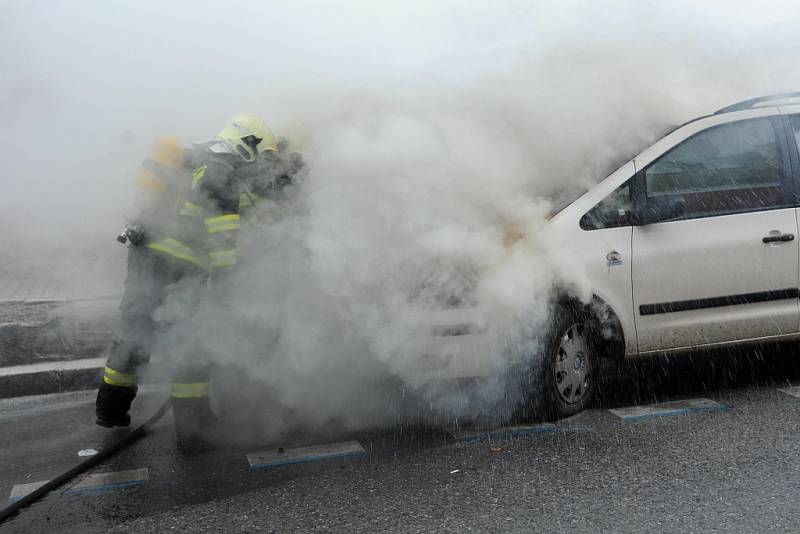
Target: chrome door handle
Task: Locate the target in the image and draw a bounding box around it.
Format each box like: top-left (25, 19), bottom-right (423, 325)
top-left (762, 233), bottom-right (795, 243)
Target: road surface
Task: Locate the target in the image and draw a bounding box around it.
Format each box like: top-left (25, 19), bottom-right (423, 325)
top-left (2, 348), bottom-right (800, 533)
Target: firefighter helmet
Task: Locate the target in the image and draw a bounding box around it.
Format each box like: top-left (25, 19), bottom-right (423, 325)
top-left (217, 114), bottom-right (278, 163)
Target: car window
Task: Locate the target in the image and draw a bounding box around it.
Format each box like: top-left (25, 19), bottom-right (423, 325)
top-left (580, 180), bottom-right (632, 230)
top-left (643, 118), bottom-right (786, 222)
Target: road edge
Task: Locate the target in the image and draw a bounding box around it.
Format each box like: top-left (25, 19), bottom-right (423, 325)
top-left (0, 357), bottom-right (104, 399)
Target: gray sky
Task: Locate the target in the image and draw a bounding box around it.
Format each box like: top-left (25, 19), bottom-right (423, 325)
top-left (2, 0), bottom-right (800, 259)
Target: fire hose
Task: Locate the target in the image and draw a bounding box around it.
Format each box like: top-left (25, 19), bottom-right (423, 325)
top-left (0, 399), bottom-right (172, 525)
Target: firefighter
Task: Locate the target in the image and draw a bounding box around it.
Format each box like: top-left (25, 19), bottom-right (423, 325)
top-left (96, 114), bottom-right (280, 451)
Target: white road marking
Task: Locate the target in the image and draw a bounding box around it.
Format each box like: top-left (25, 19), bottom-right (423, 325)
top-left (778, 386), bottom-right (800, 399)
top-left (247, 441), bottom-right (366, 470)
top-left (609, 398), bottom-right (728, 421)
top-left (8, 468), bottom-right (148, 502)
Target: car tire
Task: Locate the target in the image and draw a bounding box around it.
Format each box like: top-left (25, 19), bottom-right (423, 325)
top-left (516, 304), bottom-right (599, 421)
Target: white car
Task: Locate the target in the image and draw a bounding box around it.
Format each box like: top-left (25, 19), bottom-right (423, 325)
top-left (426, 92), bottom-right (800, 420)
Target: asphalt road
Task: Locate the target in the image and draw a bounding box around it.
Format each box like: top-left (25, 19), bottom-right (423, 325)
top-left (3, 347), bottom-right (800, 533)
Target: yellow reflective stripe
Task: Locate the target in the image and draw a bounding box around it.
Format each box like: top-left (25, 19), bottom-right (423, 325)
top-left (207, 223), bottom-right (239, 234)
top-left (205, 214), bottom-right (241, 234)
top-left (103, 367), bottom-right (136, 388)
top-left (103, 375), bottom-right (137, 388)
top-left (192, 164), bottom-right (206, 189)
top-left (204, 214), bottom-right (240, 225)
top-left (146, 238), bottom-right (209, 270)
top-left (171, 382), bottom-right (210, 399)
top-left (209, 249), bottom-right (238, 268)
top-left (103, 366), bottom-right (137, 385)
top-left (206, 214), bottom-right (240, 223)
top-left (179, 201), bottom-right (203, 217)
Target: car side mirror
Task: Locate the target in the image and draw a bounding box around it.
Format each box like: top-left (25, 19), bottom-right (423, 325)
top-left (634, 197), bottom-right (686, 226)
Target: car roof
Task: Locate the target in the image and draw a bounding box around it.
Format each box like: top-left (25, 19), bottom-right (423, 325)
top-left (714, 91), bottom-right (800, 114)
top-left (655, 92), bottom-right (800, 142)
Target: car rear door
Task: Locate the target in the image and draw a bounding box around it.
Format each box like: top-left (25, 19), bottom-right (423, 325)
top-left (631, 111), bottom-right (799, 353)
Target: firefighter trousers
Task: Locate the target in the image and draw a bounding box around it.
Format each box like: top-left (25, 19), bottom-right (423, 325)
top-left (97, 245), bottom-right (211, 424)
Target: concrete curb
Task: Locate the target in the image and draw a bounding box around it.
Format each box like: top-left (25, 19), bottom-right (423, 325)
top-left (0, 299), bottom-right (118, 367)
top-left (0, 358), bottom-right (172, 399)
top-left (0, 357), bottom-right (105, 399)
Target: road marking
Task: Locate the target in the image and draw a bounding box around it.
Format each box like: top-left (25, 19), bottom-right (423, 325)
top-left (609, 398), bottom-right (728, 421)
top-left (448, 422), bottom-right (589, 442)
top-left (8, 468), bottom-right (148, 502)
top-left (778, 386), bottom-right (800, 399)
top-left (247, 441), bottom-right (367, 470)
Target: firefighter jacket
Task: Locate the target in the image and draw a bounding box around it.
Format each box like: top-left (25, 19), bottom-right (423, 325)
top-left (146, 153), bottom-right (245, 273)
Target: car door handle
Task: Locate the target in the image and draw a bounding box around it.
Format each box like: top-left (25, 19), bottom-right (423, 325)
top-left (762, 233), bottom-right (795, 243)
top-left (606, 251), bottom-right (623, 266)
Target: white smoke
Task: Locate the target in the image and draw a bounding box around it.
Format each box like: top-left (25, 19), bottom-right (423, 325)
top-left (3, 0), bottom-right (800, 437)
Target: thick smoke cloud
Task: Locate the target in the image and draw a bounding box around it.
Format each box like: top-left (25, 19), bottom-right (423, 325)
top-left (3, 0), bottom-right (800, 437)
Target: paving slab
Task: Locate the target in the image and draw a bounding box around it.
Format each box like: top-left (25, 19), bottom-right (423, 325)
top-left (609, 397), bottom-right (729, 421)
top-left (9, 468), bottom-right (149, 501)
top-left (778, 385), bottom-right (800, 398)
top-left (247, 441), bottom-right (367, 469)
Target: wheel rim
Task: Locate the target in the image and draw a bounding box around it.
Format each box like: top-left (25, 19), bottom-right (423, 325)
top-left (553, 323), bottom-right (592, 405)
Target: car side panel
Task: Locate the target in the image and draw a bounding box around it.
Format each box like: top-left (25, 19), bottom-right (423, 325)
top-left (632, 209), bottom-right (800, 351)
top-left (544, 162), bottom-right (638, 356)
top-left (543, 224), bottom-right (636, 356)
top-left (632, 109), bottom-right (799, 351)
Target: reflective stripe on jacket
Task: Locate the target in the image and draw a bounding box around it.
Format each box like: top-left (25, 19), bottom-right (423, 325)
top-left (146, 237), bottom-right (210, 270)
top-left (146, 155), bottom-right (242, 272)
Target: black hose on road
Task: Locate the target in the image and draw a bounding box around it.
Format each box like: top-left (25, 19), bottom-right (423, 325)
top-left (0, 399), bottom-right (172, 525)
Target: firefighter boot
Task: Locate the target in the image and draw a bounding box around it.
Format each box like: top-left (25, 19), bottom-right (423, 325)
top-left (95, 382), bottom-right (136, 427)
top-left (172, 397), bottom-right (219, 454)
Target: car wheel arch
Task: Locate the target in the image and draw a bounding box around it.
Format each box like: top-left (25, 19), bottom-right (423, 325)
top-left (551, 292), bottom-right (626, 362)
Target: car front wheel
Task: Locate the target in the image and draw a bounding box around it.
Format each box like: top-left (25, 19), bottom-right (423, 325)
top-left (517, 306), bottom-right (599, 421)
